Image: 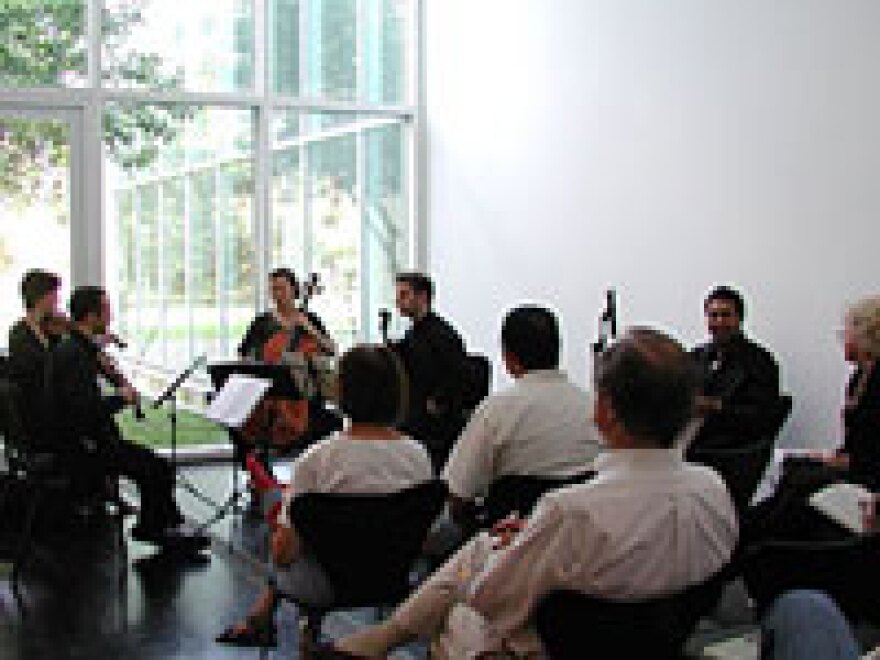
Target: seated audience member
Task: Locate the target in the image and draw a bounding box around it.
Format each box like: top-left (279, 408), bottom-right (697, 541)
top-left (7, 269), bottom-right (64, 452)
top-left (797, 294), bottom-right (880, 491)
top-left (216, 344), bottom-right (433, 647)
top-left (443, 305), bottom-right (601, 525)
top-left (48, 286), bottom-right (208, 551)
top-left (690, 285), bottom-right (781, 452)
top-left (390, 272), bottom-right (468, 471)
top-left (761, 590), bottom-right (860, 660)
top-left (334, 327), bottom-right (738, 658)
top-left (752, 295), bottom-right (880, 542)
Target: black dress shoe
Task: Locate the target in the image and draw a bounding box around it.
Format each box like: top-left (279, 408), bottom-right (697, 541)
top-left (312, 643), bottom-right (368, 659)
top-left (216, 619), bottom-right (277, 648)
top-left (132, 522), bottom-right (210, 553)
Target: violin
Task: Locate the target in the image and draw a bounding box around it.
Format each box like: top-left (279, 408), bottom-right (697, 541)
top-left (40, 312), bottom-right (145, 421)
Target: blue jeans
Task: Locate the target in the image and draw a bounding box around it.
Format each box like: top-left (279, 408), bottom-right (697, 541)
top-left (761, 590), bottom-right (859, 660)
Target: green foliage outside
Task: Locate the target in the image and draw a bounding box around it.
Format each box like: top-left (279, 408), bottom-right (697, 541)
top-left (0, 0), bottom-right (191, 209)
top-left (117, 404), bottom-right (228, 449)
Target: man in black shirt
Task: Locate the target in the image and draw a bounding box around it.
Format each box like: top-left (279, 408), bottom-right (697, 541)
top-left (690, 285), bottom-right (781, 451)
top-left (391, 272), bottom-right (468, 471)
top-left (7, 269), bottom-right (63, 453)
top-left (48, 286), bottom-right (208, 552)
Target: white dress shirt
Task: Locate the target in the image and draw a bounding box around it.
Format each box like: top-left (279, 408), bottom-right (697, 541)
top-left (402, 448), bottom-right (738, 657)
top-left (443, 370), bottom-right (601, 500)
top-left (278, 431), bottom-right (434, 527)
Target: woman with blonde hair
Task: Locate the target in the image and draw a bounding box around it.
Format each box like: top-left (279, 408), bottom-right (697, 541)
top-left (804, 294), bottom-right (880, 489)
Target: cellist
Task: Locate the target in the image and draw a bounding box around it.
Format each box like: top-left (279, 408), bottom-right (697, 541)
top-left (238, 268), bottom-right (335, 361)
top-left (234, 268), bottom-right (336, 467)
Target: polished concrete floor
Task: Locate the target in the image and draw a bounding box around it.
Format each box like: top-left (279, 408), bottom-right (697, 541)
top-left (0, 462), bottom-right (425, 659)
top-left (2, 462), bottom-right (876, 659)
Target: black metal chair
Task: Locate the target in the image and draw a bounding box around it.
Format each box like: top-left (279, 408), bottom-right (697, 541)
top-left (459, 353), bottom-right (491, 412)
top-left (742, 536), bottom-right (880, 624)
top-left (688, 394), bottom-right (793, 514)
top-left (0, 378), bottom-right (127, 601)
top-left (480, 471), bottom-right (597, 528)
top-left (285, 480), bottom-right (448, 648)
top-left (535, 567), bottom-right (731, 659)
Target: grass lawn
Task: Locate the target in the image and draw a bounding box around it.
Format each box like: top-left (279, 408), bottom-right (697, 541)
top-left (117, 405), bottom-right (229, 448)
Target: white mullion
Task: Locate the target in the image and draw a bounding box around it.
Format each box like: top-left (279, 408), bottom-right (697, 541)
top-left (0, 88), bottom-right (415, 119)
top-left (356, 125), bottom-right (368, 341)
top-left (356, 0), bottom-right (365, 100)
top-left (157, 181), bottom-right (167, 365)
top-left (213, 167), bottom-right (225, 354)
top-left (183, 172), bottom-right (195, 361)
top-left (255, 0), bottom-right (267, 96)
top-left (86, 0), bottom-right (102, 89)
top-left (255, 104), bottom-right (271, 313)
top-left (412, 0), bottom-right (426, 269)
top-left (299, 0), bottom-right (312, 274)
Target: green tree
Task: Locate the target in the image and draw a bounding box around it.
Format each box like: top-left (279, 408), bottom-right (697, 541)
top-left (0, 0), bottom-right (191, 211)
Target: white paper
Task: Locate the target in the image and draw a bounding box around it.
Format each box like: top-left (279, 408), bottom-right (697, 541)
top-left (809, 481), bottom-right (873, 535)
top-left (702, 631), bottom-right (760, 659)
top-left (205, 374), bottom-right (271, 428)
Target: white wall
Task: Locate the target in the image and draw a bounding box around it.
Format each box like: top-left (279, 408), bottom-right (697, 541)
top-left (425, 0), bottom-right (880, 448)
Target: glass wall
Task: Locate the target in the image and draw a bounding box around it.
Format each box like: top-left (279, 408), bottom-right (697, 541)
top-left (0, 113), bottom-right (73, 333)
top-left (0, 0), bottom-right (418, 443)
top-left (104, 105), bottom-right (257, 368)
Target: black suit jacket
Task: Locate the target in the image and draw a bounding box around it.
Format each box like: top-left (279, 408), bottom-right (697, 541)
top-left (47, 329), bottom-right (125, 451)
top-left (7, 319), bottom-right (58, 449)
top-left (843, 363), bottom-right (880, 490)
top-left (391, 311), bottom-right (467, 450)
top-left (691, 333), bottom-right (781, 449)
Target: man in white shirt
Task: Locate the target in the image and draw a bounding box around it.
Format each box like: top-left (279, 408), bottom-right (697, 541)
top-left (443, 305), bottom-right (601, 523)
top-left (336, 326), bottom-right (738, 658)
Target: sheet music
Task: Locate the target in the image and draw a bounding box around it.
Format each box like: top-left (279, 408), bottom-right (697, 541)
top-left (205, 374), bottom-right (271, 428)
top-left (809, 481), bottom-right (873, 535)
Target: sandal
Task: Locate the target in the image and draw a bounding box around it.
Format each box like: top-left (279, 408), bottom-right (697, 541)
top-left (215, 617), bottom-right (278, 648)
top-left (312, 643), bottom-right (370, 659)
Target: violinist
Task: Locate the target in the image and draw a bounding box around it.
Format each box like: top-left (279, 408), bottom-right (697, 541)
top-left (7, 269), bottom-right (64, 453)
top-left (47, 286), bottom-right (209, 552)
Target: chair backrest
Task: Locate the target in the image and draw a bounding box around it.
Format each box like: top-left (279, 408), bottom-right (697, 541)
top-left (458, 353), bottom-right (491, 412)
top-left (535, 568), bottom-right (729, 659)
top-left (743, 537), bottom-right (880, 624)
top-left (288, 479), bottom-right (447, 607)
top-left (689, 394), bottom-right (792, 512)
top-left (482, 472), bottom-right (596, 527)
top-left (0, 378), bottom-right (32, 466)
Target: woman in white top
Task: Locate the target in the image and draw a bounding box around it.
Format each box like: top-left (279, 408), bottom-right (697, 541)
top-left (217, 344), bottom-right (433, 648)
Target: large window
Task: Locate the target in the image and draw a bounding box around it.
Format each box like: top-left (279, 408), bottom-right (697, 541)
top-left (0, 0), bottom-right (419, 443)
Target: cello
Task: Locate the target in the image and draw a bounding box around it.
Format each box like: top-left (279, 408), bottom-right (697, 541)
top-left (239, 273), bottom-right (329, 451)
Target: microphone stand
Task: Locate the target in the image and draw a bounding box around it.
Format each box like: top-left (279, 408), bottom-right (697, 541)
top-left (592, 289), bottom-right (618, 370)
top-left (379, 308), bottom-right (391, 344)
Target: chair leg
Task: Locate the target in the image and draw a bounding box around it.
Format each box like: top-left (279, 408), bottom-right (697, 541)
top-left (112, 479), bottom-right (128, 596)
top-left (11, 486), bottom-right (41, 597)
top-left (298, 608), bottom-right (324, 659)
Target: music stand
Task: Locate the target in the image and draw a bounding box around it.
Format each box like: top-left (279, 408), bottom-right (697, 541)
top-left (151, 355), bottom-right (226, 513)
top-left (202, 361), bottom-right (304, 533)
